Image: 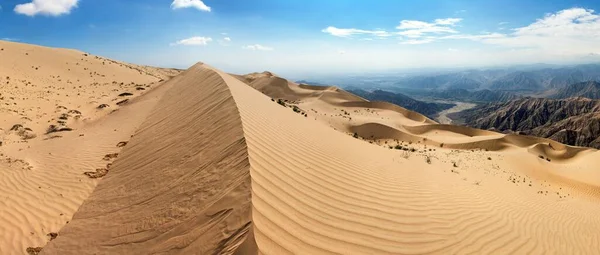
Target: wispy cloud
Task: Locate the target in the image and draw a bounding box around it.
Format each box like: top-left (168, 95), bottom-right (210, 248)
top-left (218, 37), bottom-right (231, 46)
top-left (171, 0), bottom-right (211, 12)
top-left (14, 0), bottom-right (79, 16)
top-left (171, 36), bottom-right (212, 46)
top-left (469, 8), bottom-right (600, 55)
top-left (323, 17), bottom-right (460, 43)
top-left (243, 44), bottom-right (274, 51)
top-left (400, 39), bottom-right (435, 45)
top-left (396, 18), bottom-right (462, 38)
top-left (321, 26), bottom-right (391, 38)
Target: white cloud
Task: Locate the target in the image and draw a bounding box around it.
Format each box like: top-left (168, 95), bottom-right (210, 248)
top-left (472, 8), bottom-right (600, 56)
top-left (171, 0), bottom-right (211, 12)
top-left (498, 21), bottom-right (509, 25)
top-left (321, 26), bottom-right (391, 38)
top-left (14, 0), bottom-right (79, 16)
top-left (447, 48), bottom-right (459, 52)
top-left (218, 37), bottom-right (231, 46)
top-left (338, 50), bottom-right (346, 55)
top-left (442, 33), bottom-right (506, 41)
top-left (396, 18), bottom-right (461, 38)
top-left (243, 44), bottom-right (273, 51)
top-left (400, 39), bottom-right (435, 45)
top-left (171, 36), bottom-right (213, 46)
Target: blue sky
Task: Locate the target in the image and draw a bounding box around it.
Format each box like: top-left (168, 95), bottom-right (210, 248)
top-left (1, 0), bottom-right (600, 77)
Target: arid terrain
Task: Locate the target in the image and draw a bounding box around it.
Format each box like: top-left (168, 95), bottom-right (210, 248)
top-left (2, 40), bottom-right (600, 254)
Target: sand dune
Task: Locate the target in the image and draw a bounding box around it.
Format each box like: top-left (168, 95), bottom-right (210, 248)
top-left (0, 40), bottom-right (180, 254)
top-left (3, 41), bottom-right (600, 254)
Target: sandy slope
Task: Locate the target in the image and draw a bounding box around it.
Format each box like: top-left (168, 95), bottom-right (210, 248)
top-left (4, 41), bottom-right (600, 254)
top-left (40, 62), bottom-right (600, 254)
top-left (0, 40), bottom-right (180, 254)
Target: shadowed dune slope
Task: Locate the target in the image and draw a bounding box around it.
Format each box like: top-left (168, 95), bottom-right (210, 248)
top-left (42, 64), bottom-right (254, 254)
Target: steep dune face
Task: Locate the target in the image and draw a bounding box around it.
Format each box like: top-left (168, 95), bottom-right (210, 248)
top-left (42, 64), bottom-right (253, 254)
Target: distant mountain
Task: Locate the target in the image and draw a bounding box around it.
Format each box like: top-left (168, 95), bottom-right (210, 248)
top-left (489, 71), bottom-right (542, 91)
top-left (393, 64), bottom-right (600, 92)
top-left (458, 97), bottom-right (600, 148)
top-left (348, 89), bottom-right (454, 118)
top-left (394, 72), bottom-right (488, 90)
top-left (550, 81), bottom-right (600, 99)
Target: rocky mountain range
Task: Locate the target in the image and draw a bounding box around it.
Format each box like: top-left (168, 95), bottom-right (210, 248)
top-left (550, 81), bottom-right (600, 99)
top-left (457, 97), bottom-right (600, 148)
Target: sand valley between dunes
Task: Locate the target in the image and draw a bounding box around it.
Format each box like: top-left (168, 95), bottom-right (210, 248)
top-left (2, 40), bottom-right (600, 254)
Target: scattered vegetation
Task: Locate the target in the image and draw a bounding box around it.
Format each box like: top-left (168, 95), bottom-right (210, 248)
top-left (47, 232), bottom-right (58, 241)
top-left (276, 98), bottom-right (286, 107)
top-left (84, 168), bottom-right (109, 178)
top-left (46, 125), bottom-right (73, 134)
top-left (103, 153), bottom-right (119, 161)
top-left (26, 247), bottom-right (43, 255)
